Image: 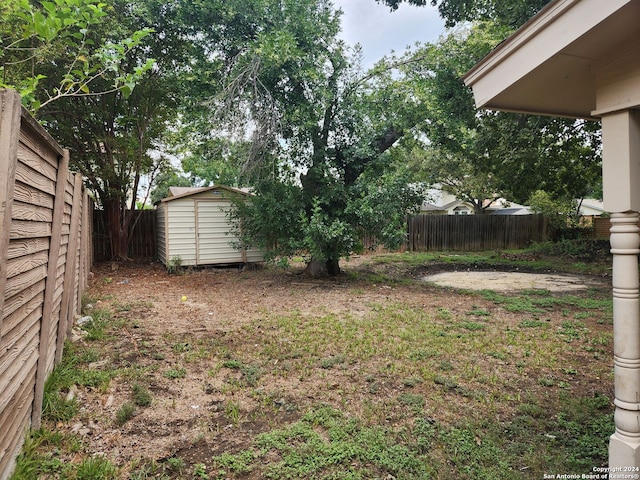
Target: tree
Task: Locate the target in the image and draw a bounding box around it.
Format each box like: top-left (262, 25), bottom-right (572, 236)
top-left (392, 24), bottom-right (601, 212)
top-left (150, 168), bottom-right (192, 205)
top-left (179, 138), bottom-right (251, 188)
top-left (35, 0), bottom-right (183, 260)
top-left (528, 190), bottom-right (579, 234)
top-left (208, 0), bottom-right (425, 276)
top-left (376, 0), bottom-right (551, 28)
top-left (0, 0), bottom-right (154, 112)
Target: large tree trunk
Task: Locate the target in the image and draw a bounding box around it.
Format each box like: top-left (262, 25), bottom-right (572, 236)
top-left (304, 257), bottom-right (341, 277)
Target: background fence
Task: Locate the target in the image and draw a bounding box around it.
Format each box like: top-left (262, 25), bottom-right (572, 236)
top-left (95, 212), bottom-right (553, 262)
top-left (0, 90), bottom-right (92, 480)
top-left (93, 209), bottom-right (156, 262)
top-left (407, 214), bottom-right (549, 251)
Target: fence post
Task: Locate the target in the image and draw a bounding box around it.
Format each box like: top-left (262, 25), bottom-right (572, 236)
top-left (0, 90), bottom-right (22, 342)
top-left (55, 172), bottom-right (83, 364)
top-left (31, 149), bottom-right (70, 429)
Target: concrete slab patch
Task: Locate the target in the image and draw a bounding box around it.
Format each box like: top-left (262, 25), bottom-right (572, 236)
top-left (422, 271), bottom-right (608, 292)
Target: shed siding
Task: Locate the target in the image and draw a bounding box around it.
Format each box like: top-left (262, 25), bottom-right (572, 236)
top-left (166, 201), bottom-right (197, 266)
top-left (196, 200), bottom-right (244, 264)
top-left (156, 203), bottom-right (167, 264)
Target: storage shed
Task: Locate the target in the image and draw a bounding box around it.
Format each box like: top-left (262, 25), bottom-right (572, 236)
top-left (156, 185), bottom-right (263, 267)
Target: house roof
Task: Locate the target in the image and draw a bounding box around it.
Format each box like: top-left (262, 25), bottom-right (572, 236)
top-left (462, 0), bottom-right (640, 118)
top-left (160, 185), bottom-right (250, 203)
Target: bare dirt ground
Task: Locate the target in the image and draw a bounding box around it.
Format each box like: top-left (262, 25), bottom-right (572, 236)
top-left (63, 255), bottom-right (613, 477)
top-left (422, 271), bottom-right (607, 292)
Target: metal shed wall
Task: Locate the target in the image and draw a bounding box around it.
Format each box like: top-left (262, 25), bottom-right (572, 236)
top-left (155, 202), bottom-right (167, 264)
top-left (158, 188), bottom-right (263, 267)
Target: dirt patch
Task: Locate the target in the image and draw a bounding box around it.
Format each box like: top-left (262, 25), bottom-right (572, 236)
top-left (422, 271), bottom-right (608, 292)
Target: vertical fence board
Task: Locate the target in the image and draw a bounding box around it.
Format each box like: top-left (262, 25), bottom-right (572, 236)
top-left (93, 209), bottom-right (157, 261)
top-left (0, 91), bottom-right (22, 342)
top-left (31, 150), bottom-right (69, 429)
top-left (401, 214), bottom-right (549, 252)
top-left (56, 173), bottom-right (83, 363)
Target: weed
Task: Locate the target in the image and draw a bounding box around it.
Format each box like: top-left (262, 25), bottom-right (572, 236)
top-left (222, 359), bottom-right (242, 369)
top-left (11, 429), bottom-right (79, 479)
top-left (559, 321), bottom-right (587, 342)
top-left (225, 400), bottom-right (241, 424)
top-left (398, 393), bottom-right (425, 413)
top-left (460, 321), bottom-right (485, 331)
top-left (519, 318), bottom-right (548, 328)
top-left (211, 450), bottom-right (255, 476)
top-left (167, 255), bottom-right (182, 274)
top-left (172, 342), bottom-right (191, 353)
top-left (164, 366), bottom-right (187, 379)
top-left (192, 463), bottom-right (209, 479)
top-left (115, 403), bottom-right (136, 426)
top-left (469, 307), bottom-right (491, 317)
top-left (434, 375), bottom-right (458, 390)
top-left (488, 351), bottom-right (507, 361)
top-left (166, 457), bottom-right (185, 473)
top-left (438, 360), bottom-right (454, 371)
top-left (75, 456), bottom-right (119, 480)
top-left (538, 378), bottom-right (555, 387)
top-left (132, 383), bottom-right (152, 407)
top-left (254, 405), bottom-right (430, 479)
top-left (319, 355), bottom-right (346, 369)
top-left (402, 377), bottom-right (422, 388)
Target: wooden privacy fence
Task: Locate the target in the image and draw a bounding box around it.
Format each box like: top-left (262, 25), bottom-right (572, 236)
top-left (93, 209), bottom-right (156, 262)
top-left (407, 214), bottom-right (549, 251)
top-left (0, 90), bottom-right (92, 480)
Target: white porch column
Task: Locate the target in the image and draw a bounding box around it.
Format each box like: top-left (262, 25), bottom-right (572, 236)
top-left (609, 212), bottom-right (640, 467)
top-left (602, 110), bottom-right (640, 468)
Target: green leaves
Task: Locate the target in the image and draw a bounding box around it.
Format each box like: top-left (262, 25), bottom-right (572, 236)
top-left (0, 0), bottom-right (155, 112)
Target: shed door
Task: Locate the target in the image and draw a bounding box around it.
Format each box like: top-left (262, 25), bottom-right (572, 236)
top-left (195, 200), bottom-right (241, 265)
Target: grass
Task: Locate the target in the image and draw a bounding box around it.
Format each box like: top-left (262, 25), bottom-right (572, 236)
top-left (12, 248), bottom-right (615, 480)
top-left (367, 244), bottom-right (611, 276)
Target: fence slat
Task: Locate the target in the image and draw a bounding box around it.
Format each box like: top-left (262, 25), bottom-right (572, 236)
top-left (31, 150), bottom-right (68, 429)
top-left (0, 91), bottom-right (22, 343)
top-left (93, 209), bottom-right (157, 261)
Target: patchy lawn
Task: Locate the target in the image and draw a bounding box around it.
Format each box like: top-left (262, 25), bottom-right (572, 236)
top-left (13, 252), bottom-right (614, 479)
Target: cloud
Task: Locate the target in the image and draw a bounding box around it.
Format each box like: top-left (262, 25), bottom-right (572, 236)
top-left (334, 0), bottom-right (445, 67)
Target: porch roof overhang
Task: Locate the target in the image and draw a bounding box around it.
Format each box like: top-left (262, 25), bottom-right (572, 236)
top-left (462, 0), bottom-right (640, 119)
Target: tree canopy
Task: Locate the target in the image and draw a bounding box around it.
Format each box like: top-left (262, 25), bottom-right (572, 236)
top-left (377, 0), bottom-right (551, 28)
top-left (0, 0), bottom-right (154, 112)
top-left (390, 24), bottom-right (601, 213)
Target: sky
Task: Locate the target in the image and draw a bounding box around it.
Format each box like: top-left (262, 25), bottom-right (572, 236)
top-left (333, 0), bottom-right (447, 68)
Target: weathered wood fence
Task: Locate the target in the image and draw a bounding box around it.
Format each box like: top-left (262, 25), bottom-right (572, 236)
top-left (93, 209), bottom-right (156, 262)
top-left (97, 212), bottom-right (551, 261)
top-left (406, 214), bottom-right (549, 251)
top-left (0, 90), bottom-right (92, 480)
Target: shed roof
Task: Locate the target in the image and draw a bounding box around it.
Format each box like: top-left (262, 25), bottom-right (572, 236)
top-left (160, 185), bottom-right (250, 203)
top-left (462, 0), bottom-right (640, 118)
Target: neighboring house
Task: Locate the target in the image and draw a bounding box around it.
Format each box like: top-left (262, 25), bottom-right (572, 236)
top-left (156, 185), bottom-right (263, 267)
top-left (420, 186), bottom-right (531, 215)
top-left (577, 198), bottom-right (605, 217)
